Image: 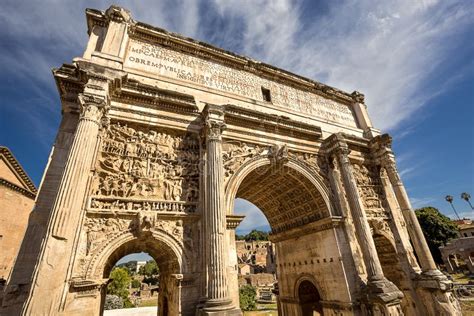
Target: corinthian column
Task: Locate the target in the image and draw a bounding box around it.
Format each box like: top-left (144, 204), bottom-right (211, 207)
top-left (371, 134), bottom-right (461, 315)
top-left (325, 134), bottom-right (402, 311)
top-left (381, 154), bottom-right (438, 272)
top-left (202, 104), bottom-right (235, 313)
top-left (23, 85), bottom-right (109, 315)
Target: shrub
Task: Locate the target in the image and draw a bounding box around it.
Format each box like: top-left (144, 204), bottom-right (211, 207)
top-left (104, 294), bottom-right (123, 310)
top-left (131, 279), bottom-right (141, 289)
top-left (239, 285), bottom-right (257, 311)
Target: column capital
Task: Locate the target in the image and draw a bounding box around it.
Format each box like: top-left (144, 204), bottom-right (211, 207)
top-left (77, 93), bottom-right (109, 125)
top-left (202, 104), bottom-right (226, 142)
top-left (322, 133), bottom-right (350, 160)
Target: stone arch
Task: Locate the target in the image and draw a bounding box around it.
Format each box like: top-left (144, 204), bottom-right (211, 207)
top-left (86, 230), bottom-right (184, 316)
top-left (294, 276), bottom-right (324, 316)
top-left (87, 230), bottom-right (184, 280)
top-left (293, 274), bottom-right (325, 300)
top-left (225, 155), bottom-right (354, 313)
top-left (225, 156), bottom-right (333, 227)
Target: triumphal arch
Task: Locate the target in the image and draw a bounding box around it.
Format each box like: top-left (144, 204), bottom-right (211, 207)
top-left (1, 6), bottom-right (461, 316)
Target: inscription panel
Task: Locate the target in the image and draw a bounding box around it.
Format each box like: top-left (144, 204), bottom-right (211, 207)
top-left (124, 39), bottom-right (358, 128)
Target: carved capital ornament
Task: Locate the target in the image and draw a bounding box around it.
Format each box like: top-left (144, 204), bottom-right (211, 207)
top-left (78, 93), bottom-right (109, 125)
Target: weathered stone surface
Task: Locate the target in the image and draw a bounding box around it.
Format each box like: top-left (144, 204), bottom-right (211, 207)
top-left (1, 5), bottom-right (461, 316)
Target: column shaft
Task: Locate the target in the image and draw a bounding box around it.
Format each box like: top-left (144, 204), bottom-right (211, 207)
top-left (206, 138), bottom-right (228, 301)
top-left (24, 93), bottom-right (107, 314)
top-left (383, 159), bottom-right (437, 271)
top-left (336, 148), bottom-right (385, 281)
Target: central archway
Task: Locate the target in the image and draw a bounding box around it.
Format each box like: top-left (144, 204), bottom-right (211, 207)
top-left (225, 158), bottom-right (352, 315)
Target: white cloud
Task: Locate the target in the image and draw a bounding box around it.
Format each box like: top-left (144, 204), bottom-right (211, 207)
top-left (410, 196), bottom-right (436, 209)
top-left (1, 0), bottom-right (472, 146)
top-left (234, 198), bottom-right (270, 233)
top-left (212, 0), bottom-right (474, 131)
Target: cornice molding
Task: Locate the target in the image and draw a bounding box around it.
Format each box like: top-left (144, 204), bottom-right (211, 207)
top-left (0, 147), bottom-right (37, 195)
top-left (224, 104), bottom-right (322, 141)
top-left (0, 179), bottom-right (36, 199)
top-left (112, 79), bottom-right (199, 114)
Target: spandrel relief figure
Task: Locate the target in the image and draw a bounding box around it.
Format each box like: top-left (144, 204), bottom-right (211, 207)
top-left (90, 122), bottom-right (200, 213)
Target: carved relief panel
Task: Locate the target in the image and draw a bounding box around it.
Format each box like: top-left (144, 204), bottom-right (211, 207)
top-left (89, 122), bottom-right (200, 213)
top-left (352, 163), bottom-right (389, 218)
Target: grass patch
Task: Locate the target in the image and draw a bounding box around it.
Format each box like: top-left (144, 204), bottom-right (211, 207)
top-left (138, 298), bottom-right (158, 307)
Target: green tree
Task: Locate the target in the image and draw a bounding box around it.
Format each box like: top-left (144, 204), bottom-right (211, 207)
top-left (107, 267), bottom-right (131, 300)
top-left (239, 285), bottom-right (257, 311)
top-left (236, 229), bottom-right (269, 241)
top-left (415, 206), bottom-right (459, 263)
top-left (131, 279), bottom-right (141, 289)
top-left (139, 260), bottom-right (159, 277)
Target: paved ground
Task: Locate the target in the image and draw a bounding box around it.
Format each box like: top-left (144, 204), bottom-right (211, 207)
top-left (104, 306), bottom-right (157, 315)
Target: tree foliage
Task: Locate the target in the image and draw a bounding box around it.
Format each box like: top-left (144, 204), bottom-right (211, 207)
top-left (139, 260), bottom-right (159, 277)
top-left (239, 285), bottom-right (257, 311)
top-left (415, 206), bottom-right (459, 263)
top-left (236, 229), bottom-right (269, 241)
top-left (107, 267), bottom-right (131, 300)
top-left (131, 279), bottom-right (141, 289)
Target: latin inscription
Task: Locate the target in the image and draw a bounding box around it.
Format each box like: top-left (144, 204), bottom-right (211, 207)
top-left (124, 39), bottom-right (357, 128)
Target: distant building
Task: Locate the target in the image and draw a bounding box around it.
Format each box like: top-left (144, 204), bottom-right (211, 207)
top-left (136, 260), bottom-right (147, 273)
top-left (0, 147), bottom-right (37, 284)
top-left (440, 219), bottom-right (474, 274)
top-left (235, 240), bottom-right (276, 273)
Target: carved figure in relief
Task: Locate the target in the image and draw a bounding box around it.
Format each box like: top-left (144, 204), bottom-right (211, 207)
top-left (223, 142), bottom-right (265, 178)
top-left (91, 122), bottom-right (200, 213)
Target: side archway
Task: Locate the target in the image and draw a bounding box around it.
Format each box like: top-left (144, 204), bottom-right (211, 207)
top-left (295, 276), bottom-right (324, 316)
top-left (86, 231), bottom-right (184, 316)
top-left (225, 156), bottom-right (354, 314)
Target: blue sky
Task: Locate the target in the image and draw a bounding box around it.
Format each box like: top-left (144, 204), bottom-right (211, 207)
top-left (1, 0), bottom-right (473, 251)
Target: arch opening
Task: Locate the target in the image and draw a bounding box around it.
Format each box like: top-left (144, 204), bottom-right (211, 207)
top-left (99, 236), bottom-right (181, 316)
top-left (297, 280), bottom-right (323, 316)
top-left (229, 162), bottom-right (333, 313)
top-left (234, 164), bottom-right (330, 234)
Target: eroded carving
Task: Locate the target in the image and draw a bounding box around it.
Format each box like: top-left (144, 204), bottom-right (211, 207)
top-left (90, 122), bottom-right (199, 213)
top-left (352, 163), bottom-right (388, 218)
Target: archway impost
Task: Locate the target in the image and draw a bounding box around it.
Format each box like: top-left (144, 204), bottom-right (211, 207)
top-left (69, 278), bottom-right (109, 297)
top-left (226, 214), bottom-right (245, 230)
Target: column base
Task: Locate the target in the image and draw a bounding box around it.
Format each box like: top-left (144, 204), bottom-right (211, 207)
top-left (196, 299), bottom-right (242, 316)
top-left (365, 277), bottom-right (404, 305)
top-left (359, 278), bottom-right (404, 315)
top-left (414, 269), bottom-right (462, 315)
top-left (197, 298), bottom-right (242, 316)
